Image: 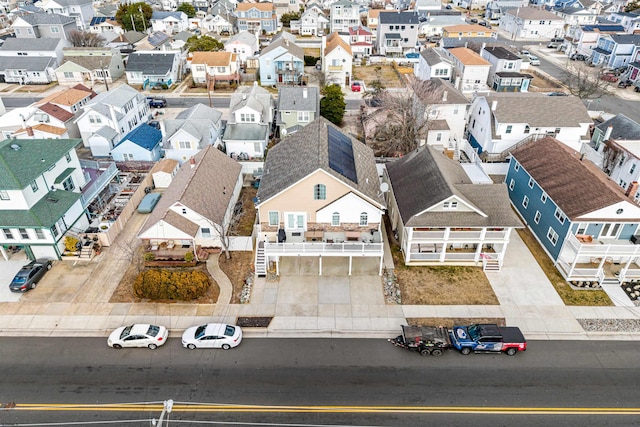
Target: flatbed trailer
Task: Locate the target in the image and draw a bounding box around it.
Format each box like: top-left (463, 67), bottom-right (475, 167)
top-left (388, 325), bottom-right (452, 356)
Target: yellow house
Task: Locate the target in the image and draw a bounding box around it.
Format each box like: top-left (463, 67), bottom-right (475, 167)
top-left (255, 118), bottom-right (386, 276)
top-left (442, 24), bottom-right (498, 39)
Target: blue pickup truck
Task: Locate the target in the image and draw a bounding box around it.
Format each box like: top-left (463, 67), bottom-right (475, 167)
top-left (450, 324), bottom-right (527, 356)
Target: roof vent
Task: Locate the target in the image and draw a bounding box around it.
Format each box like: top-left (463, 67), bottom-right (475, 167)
top-left (46, 197), bottom-right (59, 203)
top-left (10, 143), bottom-right (21, 150)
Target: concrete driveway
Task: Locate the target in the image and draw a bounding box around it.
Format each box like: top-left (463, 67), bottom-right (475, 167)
top-left (0, 253), bottom-right (30, 302)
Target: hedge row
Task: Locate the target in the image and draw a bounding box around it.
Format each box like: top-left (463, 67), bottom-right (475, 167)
top-left (133, 269), bottom-right (210, 300)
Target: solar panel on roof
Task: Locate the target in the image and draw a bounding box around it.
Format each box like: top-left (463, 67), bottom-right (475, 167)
top-left (327, 126), bottom-right (357, 183)
top-left (148, 32), bottom-right (169, 46)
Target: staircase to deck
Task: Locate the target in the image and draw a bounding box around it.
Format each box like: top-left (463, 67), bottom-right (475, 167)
top-left (483, 258), bottom-right (501, 272)
top-left (255, 241), bottom-right (266, 277)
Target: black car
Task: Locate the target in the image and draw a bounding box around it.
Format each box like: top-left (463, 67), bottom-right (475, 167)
top-left (149, 98), bottom-right (167, 108)
top-left (570, 53), bottom-right (587, 61)
top-left (618, 80), bottom-right (633, 88)
top-left (9, 259), bottom-right (52, 292)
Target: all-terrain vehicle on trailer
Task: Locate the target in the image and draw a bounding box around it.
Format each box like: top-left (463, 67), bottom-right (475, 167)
top-left (389, 325), bottom-right (452, 356)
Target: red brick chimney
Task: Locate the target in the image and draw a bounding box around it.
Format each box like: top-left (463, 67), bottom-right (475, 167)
top-left (626, 181), bottom-right (638, 198)
top-left (26, 126), bottom-right (34, 137)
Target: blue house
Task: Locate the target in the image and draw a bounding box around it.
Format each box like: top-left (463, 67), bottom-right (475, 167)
top-left (111, 124), bottom-right (162, 162)
top-left (506, 136), bottom-right (640, 286)
top-left (258, 32), bottom-right (305, 86)
top-left (591, 34), bottom-right (640, 69)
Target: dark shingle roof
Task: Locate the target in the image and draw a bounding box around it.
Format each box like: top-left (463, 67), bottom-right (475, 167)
top-left (483, 46), bottom-right (519, 61)
top-left (277, 87), bottom-right (319, 113)
top-left (415, 78), bottom-right (468, 106)
top-left (0, 56), bottom-right (56, 71)
top-left (18, 12), bottom-right (75, 26)
top-left (596, 114), bottom-right (640, 140)
top-left (386, 146), bottom-right (522, 227)
top-left (511, 136), bottom-right (631, 220)
top-left (256, 117), bottom-right (383, 207)
top-left (378, 11), bottom-right (419, 24)
top-left (0, 37), bottom-right (60, 51)
top-left (125, 52), bottom-right (176, 74)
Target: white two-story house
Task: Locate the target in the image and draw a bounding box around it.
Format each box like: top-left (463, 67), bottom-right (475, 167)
top-left (224, 84), bottom-right (274, 159)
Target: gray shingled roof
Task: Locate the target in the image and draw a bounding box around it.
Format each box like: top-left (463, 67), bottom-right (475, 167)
top-left (485, 93), bottom-right (591, 127)
top-left (596, 114), bottom-right (640, 140)
top-left (379, 11), bottom-right (420, 24)
top-left (18, 12), bottom-right (76, 26)
top-left (223, 123), bottom-right (269, 141)
top-left (126, 52), bottom-right (176, 74)
top-left (0, 56), bottom-right (56, 71)
top-left (163, 104), bottom-right (222, 150)
top-left (0, 37), bottom-right (61, 51)
top-left (229, 85), bottom-right (273, 117)
top-left (419, 48), bottom-right (450, 66)
top-left (277, 86), bottom-right (319, 113)
top-left (256, 117), bottom-right (383, 207)
top-left (512, 136), bottom-right (631, 220)
top-left (386, 146), bottom-right (522, 228)
top-left (482, 46), bottom-right (519, 61)
top-left (260, 35), bottom-right (304, 60)
top-left (138, 145), bottom-right (242, 235)
top-left (226, 30), bottom-right (257, 47)
top-left (415, 78), bottom-right (468, 106)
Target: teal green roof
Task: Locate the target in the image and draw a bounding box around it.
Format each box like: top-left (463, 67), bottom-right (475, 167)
top-left (54, 167), bottom-right (75, 184)
top-left (0, 138), bottom-right (82, 190)
top-left (0, 190), bottom-right (81, 228)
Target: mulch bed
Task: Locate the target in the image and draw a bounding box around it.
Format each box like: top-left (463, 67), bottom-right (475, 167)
top-left (406, 318), bottom-right (506, 328)
top-left (237, 317), bottom-right (272, 328)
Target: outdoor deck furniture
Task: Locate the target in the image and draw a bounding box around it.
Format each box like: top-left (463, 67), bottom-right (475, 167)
top-left (167, 241), bottom-right (175, 249)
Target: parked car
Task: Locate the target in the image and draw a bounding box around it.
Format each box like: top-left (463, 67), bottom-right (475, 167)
top-left (618, 80), bottom-right (633, 88)
top-left (469, 18), bottom-right (478, 23)
top-left (548, 92), bottom-right (568, 96)
top-left (547, 41), bottom-right (561, 48)
top-left (445, 3), bottom-right (452, 8)
top-left (600, 73), bottom-right (618, 82)
top-left (149, 97), bottom-right (167, 108)
top-left (351, 81), bottom-right (362, 92)
top-left (519, 49), bottom-right (530, 57)
top-left (528, 55), bottom-right (540, 66)
top-left (570, 53), bottom-right (587, 61)
top-left (9, 259), bottom-right (52, 292)
top-left (182, 323), bottom-right (243, 349)
top-left (479, 20), bottom-right (491, 28)
top-left (108, 324), bottom-right (168, 349)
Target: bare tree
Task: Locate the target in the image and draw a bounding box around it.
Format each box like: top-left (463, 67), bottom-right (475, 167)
top-left (562, 63), bottom-right (611, 99)
top-left (213, 204), bottom-right (246, 260)
top-left (602, 140), bottom-right (625, 175)
top-left (309, 69), bottom-right (339, 91)
top-left (367, 78), bottom-right (445, 156)
top-left (69, 30), bottom-right (106, 47)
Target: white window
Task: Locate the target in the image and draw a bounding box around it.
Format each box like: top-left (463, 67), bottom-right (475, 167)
top-left (541, 192), bottom-right (547, 203)
top-left (314, 184), bottom-right (326, 200)
top-left (35, 229), bottom-right (45, 239)
top-left (51, 223), bottom-right (59, 238)
top-left (522, 195), bottom-right (529, 208)
top-left (2, 228), bottom-right (14, 239)
top-left (528, 178), bottom-right (534, 188)
top-left (554, 208), bottom-right (566, 224)
top-left (285, 212), bottom-right (306, 230)
top-left (178, 141), bottom-right (191, 149)
top-left (297, 111), bottom-right (310, 122)
top-left (122, 153), bottom-right (134, 161)
top-left (65, 152), bottom-right (71, 163)
top-left (19, 228), bottom-right (29, 239)
top-left (332, 212), bottom-right (340, 226)
top-left (201, 227), bottom-right (211, 238)
top-left (63, 71), bottom-right (73, 78)
top-left (0, 190), bottom-right (8, 200)
top-left (62, 176), bottom-right (75, 191)
top-left (31, 180), bottom-right (38, 192)
top-left (547, 227), bottom-right (559, 246)
top-left (359, 212), bottom-right (368, 226)
top-left (506, 125), bottom-right (513, 134)
top-left (443, 201), bottom-right (458, 209)
top-left (534, 211), bottom-right (541, 224)
top-left (51, 26), bottom-right (60, 33)
top-left (509, 179), bottom-right (514, 190)
top-left (268, 211), bottom-right (279, 226)
top-left (514, 162), bottom-right (520, 171)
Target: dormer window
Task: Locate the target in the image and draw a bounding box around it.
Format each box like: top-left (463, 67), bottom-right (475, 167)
top-left (443, 201), bottom-right (458, 209)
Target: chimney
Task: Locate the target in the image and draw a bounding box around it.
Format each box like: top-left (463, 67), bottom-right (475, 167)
top-left (303, 88), bottom-right (308, 98)
top-left (190, 157), bottom-right (196, 168)
top-left (26, 126), bottom-right (34, 137)
top-left (627, 181), bottom-right (639, 197)
top-left (491, 100), bottom-right (498, 111)
top-left (442, 90), bottom-right (448, 102)
top-left (604, 125), bottom-right (613, 141)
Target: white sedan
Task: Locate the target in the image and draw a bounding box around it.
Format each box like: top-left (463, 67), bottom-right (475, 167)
top-left (108, 324), bottom-right (168, 350)
top-left (182, 323), bottom-right (242, 350)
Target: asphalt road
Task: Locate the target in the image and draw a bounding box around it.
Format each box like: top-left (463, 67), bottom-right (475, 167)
top-left (0, 338), bottom-right (639, 426)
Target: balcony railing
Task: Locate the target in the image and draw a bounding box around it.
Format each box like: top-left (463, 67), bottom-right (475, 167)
top-left (80, 161), bottom-right (118, 208)
top-left (264, 241), bottom-right (383, 256)
top-left (328, 65), bottom-right (343, 71)
top-left (564, 233), bottom-right (640, 258)
top-left (411, 230), bottom-right (508, 241)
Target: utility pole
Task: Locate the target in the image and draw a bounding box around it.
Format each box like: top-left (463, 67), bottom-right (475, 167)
top-left (101, 61), bottom-right (109, 91)
top-left (139, 6), bottom-right (146, 32)
top-left (130, 13), bottom-right (136, 31)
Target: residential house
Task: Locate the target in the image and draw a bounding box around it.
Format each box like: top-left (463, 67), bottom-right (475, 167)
top-left (552, 5), bottom-right (598, 35)
top-left (277, 86), bottom-right (320, 137)
top-left (348, 25), bottom-right (373, 58)
top-left (441, 23), bottom-right (499, 40)
top-left (607, 11), bottom-right (640, 34)
top-left (39, 0), bottom-right (94, 29)
top-left (190, 51), bottom-right (239, 87)
top-left (590, 114), bottom-right (640, 196)
top-left (12, 12), bottom-right (77, 39)
top-left (414, 48), bottom-right (453, 80)
top-left (0, 138), bottom-right (90, 260)
top-left (413, 78), bottom-right (469, 150)
top-left (224, 84), bottom-right (274, 159)
top-left (162, 103), bottom-right (224, 164)
top-left (55, 47), bottom-right (125, 85)
top-left (254, 117), bottom-right (386, 276)
top-left (443, 47), bottom-right (491, 94)
top-left (291, 9), bottom-right (329, 36)
top-left (235, 2), bottom-right (277, 34)
top-left (125, 51), bottom-right (182, 89)
top-left (273, 0), bottom-right (301, 19)
top-left (110, 124), bottom-right (163, 162)
top-left (452, 0), bottom-right (490, 10)
top-left (367, 9), bottom-right (381, 31)
top-left (480, 45), bottom-right (532, 92)
top-left (322, 31), bottom-right (353, 87)
top-left (414, 0), bottom-right (441, 12)
top-left (88, 16), bottom-right (122, 35)
top-left (417, 12), bottom-right (465, 37)
top-left (150, 158), bottom-right (179, 189)
top-left (506, 136), bottom-right (640, 286)
top-left (137, 145), bottom-right (243, 256)
top-left (29, 101), bottom-right (82, 139)
top-left (562, 24), bottom-right (625, 59)
top-left (258, 32), bottom-right (305, 86)
top-left (466, 93), bottom-right (592, 160)
top-left (485, 0), bottom-right (528, 21)
top-left (135, 31), bottom-right (172, 51)
top-left (385, 145), bottom-right (522, 269)
top-left (150, 11), bottom-right (188, 34)
top-left (75, 84), bottom-right (151, 150)
top-left (590, 34), bottom-right (640, 68)
top-left (12, 124), bottom-right (69, 139)
top-left (626, 60), bottom-right (640, 83)
top-left (34, 84), bottom-right (94, 116)
top-left (224, 31), bottom-right (259, 64)
top-left (0, 38), bottom-right (67, 84)
top-left (499, 7), bottom-right (565, 39)
top-left (330, 0), bottom-right (360, 33)
top-left (376, 11), bottom-right (420, 56)
top-left (202, 13), bottom-right (234, 34)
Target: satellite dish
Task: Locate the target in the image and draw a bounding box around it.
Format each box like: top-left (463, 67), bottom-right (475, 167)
top-left (380, 182), bottom-right (389, 193)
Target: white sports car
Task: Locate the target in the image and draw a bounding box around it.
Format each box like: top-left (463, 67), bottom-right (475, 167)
top-left (182, 323), bottom-right (242, 350)
top-left (108, 324), bottom-right (168, 350)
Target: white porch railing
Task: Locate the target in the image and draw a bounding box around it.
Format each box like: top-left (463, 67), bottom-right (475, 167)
top-left (411, 230), bottom-right (509, 241)
top-left (264, 241), bottom-right (382, 256)
top-left (564, 233), bottom-right (640, 258)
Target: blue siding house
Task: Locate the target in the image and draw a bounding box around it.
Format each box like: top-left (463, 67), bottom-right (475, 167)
top-left (506, 136), bottom-right (640, 286)
top-left (111, 124), bottom-right (163, 162)
top-left (258, 32), bottom-right (305, 86)
top-left (590, 34), bottom-right (640, 69)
